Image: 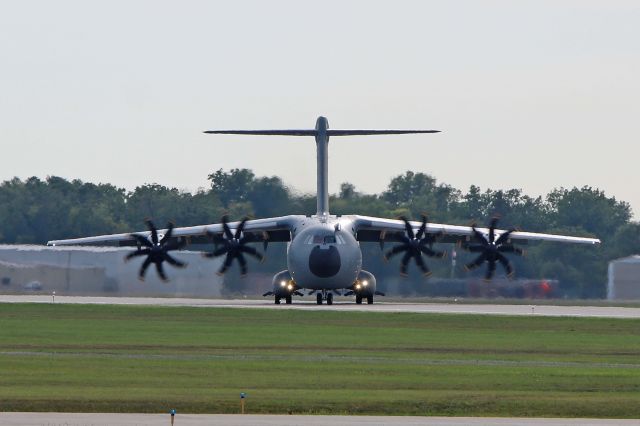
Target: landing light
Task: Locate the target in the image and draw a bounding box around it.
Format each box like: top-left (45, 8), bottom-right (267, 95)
top-left (362, 280), bottom-right (368, 287)
top-left (280, 280), bottom-right (287, 287)
top-left (355, 284), bottom-right (361, 290)
top-left (287, 284), bottom-right (293, 291)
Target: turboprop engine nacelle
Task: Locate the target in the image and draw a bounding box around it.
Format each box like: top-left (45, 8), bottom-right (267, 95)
top-left (352, 270), bottom-right (376, 297)
top-left (272, 270), bottom-right (296, 298)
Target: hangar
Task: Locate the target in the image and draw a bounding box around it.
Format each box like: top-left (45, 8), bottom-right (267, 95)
top-left (607, 255), bottom-right (640, 300)
top-left (0, 245), bottom-right (224, 298)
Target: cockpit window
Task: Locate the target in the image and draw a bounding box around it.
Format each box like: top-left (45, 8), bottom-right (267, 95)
top-left (307, 234), bottom-right (339, 244)
top-left (323, 235), bottom-right (336, 244)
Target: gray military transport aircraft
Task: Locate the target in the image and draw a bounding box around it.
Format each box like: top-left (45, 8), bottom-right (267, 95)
top-left (48, 116), bottom-right (600, 305)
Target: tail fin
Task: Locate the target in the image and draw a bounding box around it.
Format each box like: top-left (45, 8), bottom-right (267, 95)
top-left (204, 116), bottom-right (440, 218)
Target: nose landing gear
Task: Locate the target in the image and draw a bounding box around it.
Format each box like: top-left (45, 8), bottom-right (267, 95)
top-left (316, 290), bottom-right (333, 305)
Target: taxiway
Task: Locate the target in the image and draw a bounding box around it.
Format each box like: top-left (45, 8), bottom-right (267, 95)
top-left (1, 295), bottom-right (640, 318)
top-left (0, 413), bottom-right (638, 426)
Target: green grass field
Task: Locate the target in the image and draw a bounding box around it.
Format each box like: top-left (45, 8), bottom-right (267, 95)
top-left (0, 303), bottom-right (639, 417)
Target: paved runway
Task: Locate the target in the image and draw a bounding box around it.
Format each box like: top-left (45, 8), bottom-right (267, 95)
top-left (2, 295), bottom-right (640, 318)
top-left (1, 413), bottom-right (638, 426)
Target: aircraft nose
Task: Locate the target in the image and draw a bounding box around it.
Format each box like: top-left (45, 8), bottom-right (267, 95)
top-left (309, 245), bottom-right (341, 278)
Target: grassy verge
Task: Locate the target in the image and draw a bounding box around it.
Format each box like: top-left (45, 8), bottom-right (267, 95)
top-left (0, 303), bottom-right (639, 417)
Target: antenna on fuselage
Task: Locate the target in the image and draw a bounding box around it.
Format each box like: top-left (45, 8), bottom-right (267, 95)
top-left (204, 117), bottom-right (440, 219)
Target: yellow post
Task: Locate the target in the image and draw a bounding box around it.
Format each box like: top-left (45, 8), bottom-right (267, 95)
top-left (170, 409), bottom-right (176, 425)
top-left (240, 392), bottom-right (246, 414)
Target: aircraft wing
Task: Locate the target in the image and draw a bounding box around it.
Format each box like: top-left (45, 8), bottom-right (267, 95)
top-left (352, 215), bottom-right (601, 245)
top-left (47, 216), bottom-right (297, 247)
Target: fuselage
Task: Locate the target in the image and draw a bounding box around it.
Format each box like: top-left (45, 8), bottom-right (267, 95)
top-left (286, 215), bottom-right (362, 290)
top-left (279, 117), bottom-right (363, 290)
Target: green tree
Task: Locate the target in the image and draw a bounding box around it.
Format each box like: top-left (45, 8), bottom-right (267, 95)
top-left (208, 168), bottom-right (255, 208)
top-left (547, 186), bottom-right (631, 238)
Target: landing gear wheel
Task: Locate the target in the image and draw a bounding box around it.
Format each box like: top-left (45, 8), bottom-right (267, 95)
top-left (316, 293), bottom-right (323, 305)
top-left (275, 296), bottom-right (281, 304)
top-left (285, 295), bottom-right (292, 304)
top-left (367, 295), bottom-right (374, 304)
top-left (355, 295), bottom-right (362, 304)
top-left (326, 293), bottom-right (333, 305)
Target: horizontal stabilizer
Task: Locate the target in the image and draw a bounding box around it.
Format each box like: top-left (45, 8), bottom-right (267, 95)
top-left (328, 129), bottom-right (440, 136)
top-left (203, 130), bottom-right (316, 136)
top-left (204, 129), bottom-right (440, 136)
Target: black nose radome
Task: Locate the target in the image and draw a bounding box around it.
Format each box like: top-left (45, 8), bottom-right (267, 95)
top-left (309, 245), bottom-right (341, 278)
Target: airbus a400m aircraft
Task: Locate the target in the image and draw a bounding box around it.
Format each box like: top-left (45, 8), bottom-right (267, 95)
top-left (48, 117), bottom-right (600, 305)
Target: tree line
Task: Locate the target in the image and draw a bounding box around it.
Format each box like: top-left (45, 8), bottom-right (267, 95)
top-left (0, 169), bottom-right (637, 298)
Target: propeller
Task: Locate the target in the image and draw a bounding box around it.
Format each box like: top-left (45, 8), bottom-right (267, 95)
top-left (125, 220), bottom-right (187, 281)
top-left (203, 216), bottom-right (264, 276)
top-left (462, 216), bottom-right (525, 281)
top-left (384, 215), bottom-right (446, 276)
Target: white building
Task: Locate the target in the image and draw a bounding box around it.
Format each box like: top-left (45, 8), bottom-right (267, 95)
top-left (607, 255), bottom-right (640, 300)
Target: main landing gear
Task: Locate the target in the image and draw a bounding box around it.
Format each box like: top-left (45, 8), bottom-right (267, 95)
top-left (273, 289), bottom-right (376, 305)
top-left (316, 290), bottom-right (333, 305)
top-left (355, 295), bottom-right (374, 305)
top-left (274, 295), bottom-right (293, 305)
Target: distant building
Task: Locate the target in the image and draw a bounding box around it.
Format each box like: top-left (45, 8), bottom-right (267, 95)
top-left (608, 255), bottom-right (640, 300)
top-left (0, 245), bottom-right (224, 297)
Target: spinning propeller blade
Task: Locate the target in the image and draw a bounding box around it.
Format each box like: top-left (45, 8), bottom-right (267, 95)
top-left (384, 215), bottom-right (446, 277)
top-left (202, 216), bottom-right (265, 276)
top-left (462, 216), bottom-right (525, 281)
top-left (125, 221), bottom-right (187, 281)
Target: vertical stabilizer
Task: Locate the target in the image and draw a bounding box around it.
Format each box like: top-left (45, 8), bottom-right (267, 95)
top-left (314, 116), bottom-right (330, 219)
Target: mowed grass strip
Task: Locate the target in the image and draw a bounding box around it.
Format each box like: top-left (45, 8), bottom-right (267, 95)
top-left (0, 303), bottom-right (639, 417)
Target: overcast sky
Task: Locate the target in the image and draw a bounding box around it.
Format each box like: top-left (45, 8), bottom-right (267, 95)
top-left (1, 1), bottom-right (638, 216)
